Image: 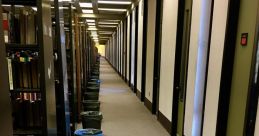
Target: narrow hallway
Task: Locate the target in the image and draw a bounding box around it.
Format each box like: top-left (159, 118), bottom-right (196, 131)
top-left (99, 57), bottom-right (169, 136)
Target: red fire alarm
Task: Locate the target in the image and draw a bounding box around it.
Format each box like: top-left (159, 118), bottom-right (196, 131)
top-left (241, 33), bottom-right (248, 46)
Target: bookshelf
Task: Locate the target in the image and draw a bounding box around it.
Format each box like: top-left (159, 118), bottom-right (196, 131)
top-left (2, 0), bottom-right (57, 135)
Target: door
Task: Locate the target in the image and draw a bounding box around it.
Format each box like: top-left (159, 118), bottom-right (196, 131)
top-left (245, 14), bottom-right (259, 135)
top-left (172, 0), bottom-right (192, 135)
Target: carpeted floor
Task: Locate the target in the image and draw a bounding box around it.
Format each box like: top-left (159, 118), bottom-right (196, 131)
top-left (98, 57), bottom-right (170, 136)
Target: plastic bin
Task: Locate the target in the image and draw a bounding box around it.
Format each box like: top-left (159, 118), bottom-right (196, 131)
top-left (82, 100), bottom-right (100, 111)
top-left (81, 111), bottom-right (103, 129)
top-left (86, 86), bottom-right (100, 92)
top-left (74, 129), bottom-right (103, 136)
top-left (84, 92), bottom-right (99, 101)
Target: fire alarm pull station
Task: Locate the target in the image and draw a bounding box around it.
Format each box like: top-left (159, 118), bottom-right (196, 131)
top-left (241, 33), bottom-right (248, 46)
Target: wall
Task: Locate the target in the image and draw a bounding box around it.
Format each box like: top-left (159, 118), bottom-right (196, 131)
top-left (137, 0), bottom-right (144, 92)
top-left (158, 0), bottom-right (178, 121)
top-left (95, 44), bottom-right (106, 56)
top-left (131, 9), bottom-right (136, 85)
top-left (145, 0), bottom-right (156, 102)
top-left (184, 0), bottom-right (212, 135)
top-left (202, 0), bottom-right (229, 135)
top-left (227, 0), bottom-right (259, 135)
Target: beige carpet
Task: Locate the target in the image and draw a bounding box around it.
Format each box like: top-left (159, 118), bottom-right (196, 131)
top-left (99, 57), bottom-right (170, 136)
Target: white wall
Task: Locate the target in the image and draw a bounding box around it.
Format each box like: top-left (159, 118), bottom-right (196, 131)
top-left (158, 0), bottom-right (178, 121)
top-left (95, 44), bottom-right (106, 56)
top-left (145, 0), bottom-right (156, 102)
top-left (202, 0), bottom-right (229, 135)
top-left (131, 9), bottom-right (136, 85)
top-left (137, 0), bottom-right (144, 92)
top-left (127, 15), bottom-right (131, 81)
top-left (184, 0), bottom-right (212, 135)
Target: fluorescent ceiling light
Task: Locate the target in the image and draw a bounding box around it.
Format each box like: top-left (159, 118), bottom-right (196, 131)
top-left (98, 8), bottom-right (127, 12)
top-left (87, 23), bottom-right (96, 26)
top-left (99, 25), bottom-right (117, 28)
top-left (2, 4), bottom-right (11, 7)
top-left (98, 22), bottom-right (118, 25)
top-left (98, 1), bottom-right (131, 5)
top-left (32, 7), bottom-right (37, 11)
top-left (88, 28), bottom-right (98, 31)
top-left (79, 2), bottom-right (92, 8)
top-left (14, 5), bottom-right (24, 8)
top-left (86, 19), bottom-right (95, 23)
top-left (82, 10), bottom-right (93, 13)
top-left (100, 19), bottom-right (120, 22)
top-left (91, 31), bottom-right (97, 34)
top-left (89, 26), bottom-right (96, 28)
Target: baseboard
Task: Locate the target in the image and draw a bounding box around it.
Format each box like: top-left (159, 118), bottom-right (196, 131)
top-left (144, 98), bottom-right (152, 113)
top-left (136, 89), bottom-right (141, 100)
top-left (158, 111), bottom-right (172, 134)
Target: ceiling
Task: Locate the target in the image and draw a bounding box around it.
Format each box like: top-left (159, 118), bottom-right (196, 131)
top-left (74, 0), bottom-right (136, 44)
top-left (1, 0), bottom-right (137, 44)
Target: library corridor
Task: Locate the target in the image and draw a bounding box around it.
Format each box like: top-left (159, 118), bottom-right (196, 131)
top-left (86, 58), bottom-right (169, 136)
top-left (3, 0), bottom-right (259, 135)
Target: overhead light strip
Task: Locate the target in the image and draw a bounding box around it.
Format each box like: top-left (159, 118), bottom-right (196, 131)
top-left (79, 2), bottom-right (93, 8)
top-left (82, 9), bottom-right (93, 13)
top-left (98, 1), bottom-right (131, 5)
top-left (98, 8), bottom-right (127, 12)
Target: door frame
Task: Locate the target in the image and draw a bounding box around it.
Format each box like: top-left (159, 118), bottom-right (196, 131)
top-left (141, 0), bottom-right (148, 101)
top-left (215, 0), bottom-right (240, 135)
top-left (129, 13), bottom-right (132, 87)
top-left (171, 0), bottom-right (188, 134)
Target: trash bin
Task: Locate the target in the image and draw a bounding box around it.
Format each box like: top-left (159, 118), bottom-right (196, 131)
top-left (82, 100), bottom-right (100, 111)
top-left (90, 75), bottom-right (99, 79)
top-left (92, 72), bottom-right (99, 76)
top-left (81, 111), bottom-right (103, 129)
top-left (88, 78), bottom-right (100, 83)
top-left (84, 92), bottom-right (99, 101)
top-left (74, 129), bottom-right (103, 136)
top-left (86, 86), bottom-right (100, 92)
top-left (87, 81), bottom-right (100, 87)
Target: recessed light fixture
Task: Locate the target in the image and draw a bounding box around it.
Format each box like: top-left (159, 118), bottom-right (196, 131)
top-left (82, 10), bottom-right (93, 13)
top-left (98, 8), bottom-right (127, 12)
top-left (98, 1), bottom-right (131, 5)
top-left (79, 2), bottom-right (93, 8)
top-left (89, 26), bottom-right (96, 28)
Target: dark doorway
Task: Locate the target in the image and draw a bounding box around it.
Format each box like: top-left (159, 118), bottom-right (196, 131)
top-left (134, 6), bottom-right (139, 93)
top-left (152, 0), bottom-right (164, 114)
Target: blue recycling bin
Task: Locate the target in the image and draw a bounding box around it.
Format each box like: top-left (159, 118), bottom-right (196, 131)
top-left (74, 129), bottom-right (103, 136)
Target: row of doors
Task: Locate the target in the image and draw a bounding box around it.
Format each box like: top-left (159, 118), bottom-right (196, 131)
top-left (106, 0), bottom-right (259, 135)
